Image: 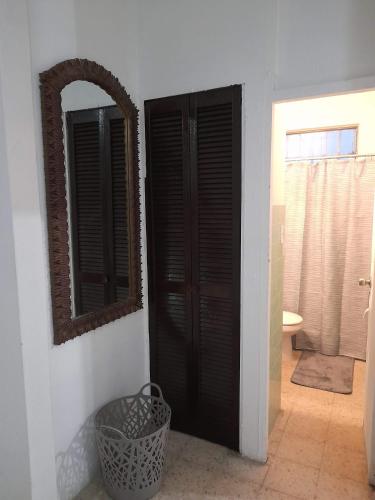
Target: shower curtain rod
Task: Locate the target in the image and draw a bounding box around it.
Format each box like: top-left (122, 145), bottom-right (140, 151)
top-left (286, 153), bottom-right (375, 162)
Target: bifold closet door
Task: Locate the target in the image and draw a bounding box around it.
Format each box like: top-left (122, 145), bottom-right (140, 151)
top-left (145, 95), bottom-right (193, 432)
top-left (189, 87), bottom-right (241, 449)
top-left (145, 86), bottom-right (241, 450)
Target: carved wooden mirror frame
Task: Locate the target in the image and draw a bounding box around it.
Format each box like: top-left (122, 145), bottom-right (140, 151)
top-left (40, 59), bottom-right (142, 345)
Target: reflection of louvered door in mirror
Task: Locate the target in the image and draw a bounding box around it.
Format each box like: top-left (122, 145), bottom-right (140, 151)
top-left (145, 86), bottom-right (241, 450)
top-left (66, 106), bottom-right (129, 317)
top-left (108, 110), bottom-right (129, 303)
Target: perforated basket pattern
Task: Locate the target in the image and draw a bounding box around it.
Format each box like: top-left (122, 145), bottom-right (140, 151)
top-left (95, 383), bottom-right (171, 500)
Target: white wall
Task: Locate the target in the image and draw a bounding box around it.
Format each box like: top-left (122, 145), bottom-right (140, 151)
top-left (0, 1), bottom-right (147, 497)
top-left (26, 1), bottom-right (148, 499)
top-left (0, 41), bottom-right (32, 500)
top-left (0, 1), bottom-right (58, 498)
top-left (139, 0), bottom-right (278, 460)
top-left (276, 0), bottom-right (375, 90)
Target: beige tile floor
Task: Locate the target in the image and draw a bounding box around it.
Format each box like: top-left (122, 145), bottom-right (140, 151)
top-left (266, 350), bottom-right (374, 500)
top-left (78, 351), bottom-right (375, 500)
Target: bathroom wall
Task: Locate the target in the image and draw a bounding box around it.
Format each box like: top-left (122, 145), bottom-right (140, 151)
top-left (268, 107), bottom-right (286, 432)
top-left (268, 205), bottom-right (284, 432)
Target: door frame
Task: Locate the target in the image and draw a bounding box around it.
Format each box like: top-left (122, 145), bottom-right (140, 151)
top-left (266, 73), bottom-right (375, 460)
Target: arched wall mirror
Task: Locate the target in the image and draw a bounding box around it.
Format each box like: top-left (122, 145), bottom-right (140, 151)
top-left (40, 59), bottom-right (142, 345)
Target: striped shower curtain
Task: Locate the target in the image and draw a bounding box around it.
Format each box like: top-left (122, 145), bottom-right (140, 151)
top-left (283, 159), bottom-right (375, 360)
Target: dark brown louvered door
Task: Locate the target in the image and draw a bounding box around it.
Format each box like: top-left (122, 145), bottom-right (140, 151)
top-left (146, 86), bottom-right (241, 450)
top-left (145, 96), bottom-right (193, 433)
top-left (190, 87), bottom-right (241, 449)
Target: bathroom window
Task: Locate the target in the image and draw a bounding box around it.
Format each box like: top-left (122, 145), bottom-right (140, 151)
top-left (286, 127), bottom-right (358, 160)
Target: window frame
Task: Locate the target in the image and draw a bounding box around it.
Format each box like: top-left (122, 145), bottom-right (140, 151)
top-left (286, 125), bottom-right (358, 160)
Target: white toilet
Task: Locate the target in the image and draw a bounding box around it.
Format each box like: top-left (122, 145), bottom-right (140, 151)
top-left (283, 311), bottom-right (303, 334)
top-left (282, 311), bottom-right (303, 360)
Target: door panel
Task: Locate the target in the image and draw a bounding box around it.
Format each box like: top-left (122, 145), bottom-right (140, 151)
top-left (145, 86), bottom-right (241, 449)
top-left (145, 96), bottom-right (193, 431)
top-left (191, 88), bottom-right (241, 449)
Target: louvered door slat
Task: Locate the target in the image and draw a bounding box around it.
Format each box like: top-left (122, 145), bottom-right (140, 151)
top-left (109, 115), bottom-right (129, 301)
top-left (146, 98), bottom-right (192, 430)
top-left (67, 105), bottom-right (130, 316)
top-left (191, 87), bottom-right (241, 450)
top-left (68, 110), bottom-right (106, 315)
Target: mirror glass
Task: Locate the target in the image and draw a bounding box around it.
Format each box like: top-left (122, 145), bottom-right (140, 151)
top-left (61, 81), bottom-right (129, 319)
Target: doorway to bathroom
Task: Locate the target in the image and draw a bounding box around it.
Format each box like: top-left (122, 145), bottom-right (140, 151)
top-left (269, 90), bottom-right (375, 489)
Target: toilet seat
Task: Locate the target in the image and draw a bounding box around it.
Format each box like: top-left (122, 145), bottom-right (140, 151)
top-left (283, 311), bottom-right (303, 326)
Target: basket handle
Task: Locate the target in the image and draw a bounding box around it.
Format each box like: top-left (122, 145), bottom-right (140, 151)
top-left (138, 382), bottom-right (164, 400)
top-left (98, 425), bottom-right (130, 441)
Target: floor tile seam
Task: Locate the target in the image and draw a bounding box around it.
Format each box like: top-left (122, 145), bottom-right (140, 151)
top-left (313, 474), bottom-right (372, 499)
top-left (260, 453), bottom-right (275, 487)
top-left (324, 438), bottom-right (367, 457)
top-left (273, 418), bottom-right (288, 436)
top-left (283, 429), bottom-right (329, 444)
top-left (325, 437), bottom-right (366, 454)
top-left (290, 409), bottom-right (333, 423)
top-left (269, 435), bottom-right (283, 457)
top-left (272, 452), bottom-right (322, 473)
top-left (281, 408), bottom-right (293, 429)
top-left (257, 485), bottom-right (304, 500)
top-left (225, 455), bottom-right (270, 487)
top-left (315, 435), bottom-right (327, 472)
top-left (263, 458), bottom-right (319, 500)
top-left (276, 443), bottom-right (325, 470)
top-left (287, 400), bottom-right (332, 414)
top-left (330, 407), bottom-right (364, 417)
top-left (319, 467), bottom-right (370, 487)
top-left (288, 393), bottom-right (334, 405)
top-left (177, 453), bottom-right (230, 472)
top-left (314, 461), bottom-right (326, 493)
top-left (192, 462), bottom-right (264, 493)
